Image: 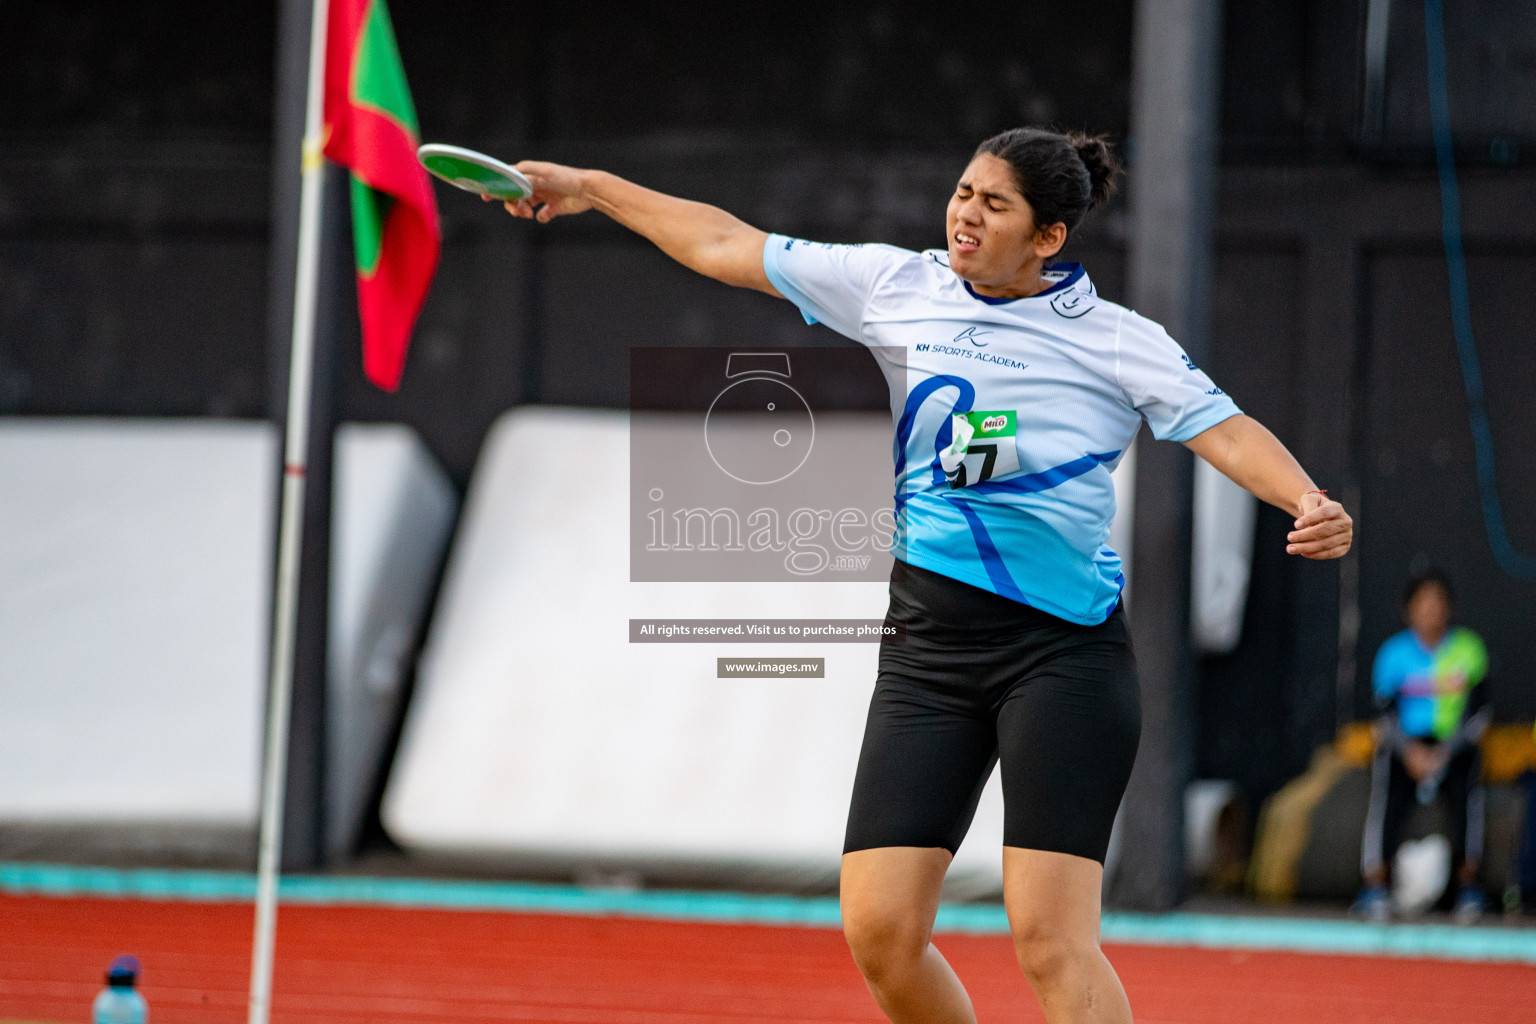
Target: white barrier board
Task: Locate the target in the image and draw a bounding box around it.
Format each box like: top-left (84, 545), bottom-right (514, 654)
top-left (0, 419), bottom-right (276, 825)
top-left (327, 423), bottom-right (457, 858)
top-left (0, 418), bottom-right (454, 860)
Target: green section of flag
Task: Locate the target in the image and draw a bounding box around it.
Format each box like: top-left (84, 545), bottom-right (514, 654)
top-left (349, 176), bottom-right (388, 276)
top-left (351, 0), bottom-right (418, 134)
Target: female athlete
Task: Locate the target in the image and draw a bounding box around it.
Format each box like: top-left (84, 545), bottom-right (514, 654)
top-left (492, 128), bottom-right (1353, 1024)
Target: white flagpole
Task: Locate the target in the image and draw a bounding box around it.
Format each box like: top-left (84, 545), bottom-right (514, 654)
top-left (249, 0), bottom-right (330, 1022)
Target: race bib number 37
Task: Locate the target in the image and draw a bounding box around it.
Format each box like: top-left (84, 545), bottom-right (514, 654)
top-left (939, 410), bottom-right (1020, 488)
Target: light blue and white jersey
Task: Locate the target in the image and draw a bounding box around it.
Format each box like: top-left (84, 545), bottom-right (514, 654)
top-left (763, 234), bottom-right (1241, 625)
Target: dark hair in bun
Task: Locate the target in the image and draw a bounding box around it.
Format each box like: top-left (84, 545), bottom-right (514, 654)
top-left (972, 127), bottom-right (1123, 235)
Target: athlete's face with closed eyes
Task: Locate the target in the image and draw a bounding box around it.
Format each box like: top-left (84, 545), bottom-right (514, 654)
top-left (946, 153), bottom-right (1068, 299)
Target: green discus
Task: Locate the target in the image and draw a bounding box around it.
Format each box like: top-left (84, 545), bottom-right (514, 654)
top-left (416, 143), bottom-right (534, 201)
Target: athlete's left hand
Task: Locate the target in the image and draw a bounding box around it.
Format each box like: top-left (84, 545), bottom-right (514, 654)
top-left (1287, 491), bottom-right (1352, 559)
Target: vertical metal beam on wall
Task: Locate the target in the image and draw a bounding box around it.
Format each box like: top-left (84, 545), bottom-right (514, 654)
top-left (1361, 0), bottom-right (1395, 144)
top-left (1297, 246), bottom-right (1359, 745)
top-left (1108, 0), bottom-right (1225, 912)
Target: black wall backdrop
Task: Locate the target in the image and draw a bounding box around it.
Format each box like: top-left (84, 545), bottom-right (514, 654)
top-left (3, 0), bottom-right (1534, 817)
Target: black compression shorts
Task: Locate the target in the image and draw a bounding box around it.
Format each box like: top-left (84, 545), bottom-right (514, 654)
top-left (843, 559), bottom-right (1141, 863)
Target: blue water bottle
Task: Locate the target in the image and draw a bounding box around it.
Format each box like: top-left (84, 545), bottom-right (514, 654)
top-left (92, 956), bottom-right (147, 1024)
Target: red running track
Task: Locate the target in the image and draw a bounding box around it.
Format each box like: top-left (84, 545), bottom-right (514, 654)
top-left (2, 895), bottom-right (1532, 1024)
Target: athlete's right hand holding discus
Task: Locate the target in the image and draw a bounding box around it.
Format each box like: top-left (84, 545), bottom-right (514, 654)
top-left (494, 161), bottom-right (593, 221)
top-left (487, 132), bottom-right (1350, 1024)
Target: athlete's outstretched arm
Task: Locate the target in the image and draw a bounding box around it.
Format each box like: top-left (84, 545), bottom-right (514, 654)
top-left (491, 161), bottom-right (781, 296)
top-left (1183, 413), bottom-right (1353, 560)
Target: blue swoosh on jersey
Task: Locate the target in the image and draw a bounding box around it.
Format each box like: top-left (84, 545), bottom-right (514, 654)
top-left (894, 375), bottom-right (976, 506)
top-left (938, 452), bottom-right (1119, 615)
top-left (946, 499), bottom-right (1030, 604)
top-left (932, 451), bottom-right (1120, 600)
top-left (967, 450), bottom-right (1121, 496)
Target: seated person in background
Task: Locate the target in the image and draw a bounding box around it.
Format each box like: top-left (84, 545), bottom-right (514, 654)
top-left (1355, 568), bottom-right (1490, 923)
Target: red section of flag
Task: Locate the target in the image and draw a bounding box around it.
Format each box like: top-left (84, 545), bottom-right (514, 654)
top-left (323, 0), bottom-right (440, 392)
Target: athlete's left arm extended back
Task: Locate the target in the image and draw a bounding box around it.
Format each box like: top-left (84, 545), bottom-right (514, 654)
top-left (1183, 413), bottom-right (1353, 560)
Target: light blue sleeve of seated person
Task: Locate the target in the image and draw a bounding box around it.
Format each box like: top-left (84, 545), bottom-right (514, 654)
top-left (761, 234), bottom-right (914, 343)
top-left (1373, 632), bottom-right (1411, 704)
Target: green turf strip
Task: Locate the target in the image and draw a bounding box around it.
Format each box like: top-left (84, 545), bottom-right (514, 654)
top-left (4, 861), bottom-right (1534, 964)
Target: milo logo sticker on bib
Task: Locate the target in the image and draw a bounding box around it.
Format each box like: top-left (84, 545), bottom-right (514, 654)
top-left (974, 412), bottom-right (1013, 435)
top-left (939, 410), bottom-right (1020, 489)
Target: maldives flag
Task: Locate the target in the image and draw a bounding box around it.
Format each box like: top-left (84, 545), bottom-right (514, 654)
top-left (323, 0), bottom-right (440, 391)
